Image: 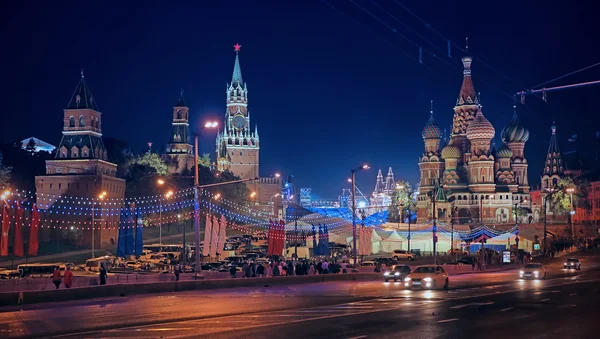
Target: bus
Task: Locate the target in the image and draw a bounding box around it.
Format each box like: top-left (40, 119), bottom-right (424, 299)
top-left (143, 244), bottom-right (188, 254)
top-left (17, 263), bottom-right (66, 278)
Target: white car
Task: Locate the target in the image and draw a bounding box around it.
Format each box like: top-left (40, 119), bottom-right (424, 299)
top-left (404, 265), bottom-right (449, 290)
top-left (391, 250), bottom-right (414, 261)
top-left (520, 263), bottom-right (546, 280)
top-left (563, 258), bottom-right (581, 270)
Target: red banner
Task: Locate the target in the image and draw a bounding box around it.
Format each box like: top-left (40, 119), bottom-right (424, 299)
top-left (28, 204), bottom-right (40, 256)
top-left (14, 201), bottom-right (24, 256)
top-left (1, 205), bottom-right (9, 256)
top-left (267, 219), bottom-right (274, 255)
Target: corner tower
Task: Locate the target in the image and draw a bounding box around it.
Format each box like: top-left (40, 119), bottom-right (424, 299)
top-left (541, 122), bottom-right (564, 189)
top-left (216, 43), bottom-right (259, 179)
top-left (166, 90), bottom-right (194, 173)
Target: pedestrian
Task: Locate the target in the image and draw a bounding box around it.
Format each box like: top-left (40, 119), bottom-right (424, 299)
top-left (278, 262), bottom-right (283, 276)
top-left (99, 264), bottom-right (107, 285)
top-left (52, 267), bottom-right (62, 289)
top-left (287, 261), bottom-right (294, 276)
top-left (256, 263), bottom-right (265, 277)
top-left (251, 262), bottom-right (256, 277)
top-left (64, 266), bottom-right (75, 288)
top-left (174, 265), bottom-right (180, 281)
top-left (308, 262), bottom-right (316, 275)
top-left (341, 261), bottom-right (348, 274)
top-left (273, 263), bottom-right (280, 276)
top-left (230, 263), bottom-right (237, 278)
top-left (321, 260), bottom-right (329, 274)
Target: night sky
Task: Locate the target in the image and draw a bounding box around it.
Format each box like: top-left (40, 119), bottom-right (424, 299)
top-left (2, 0), bottom-right (600, 200)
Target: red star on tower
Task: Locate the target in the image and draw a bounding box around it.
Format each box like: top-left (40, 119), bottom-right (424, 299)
top-left (233, 43), bottom-right (241, 52)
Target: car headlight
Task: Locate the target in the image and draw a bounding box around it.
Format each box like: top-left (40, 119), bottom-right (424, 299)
top-left (394, 272), bottom-right (400, 276)
top-left (404, 277), bottom-right (411, 282)
top-left (384, 272), bottom-right (389, 276)
top-left (423, 277), bottom-right (432, 282)
top-left (519, 270), bottom-right (524, 275)
top-left (564, 263), bottom-right (568, 266)
top-left (533, 271), bottom-right (539, 276)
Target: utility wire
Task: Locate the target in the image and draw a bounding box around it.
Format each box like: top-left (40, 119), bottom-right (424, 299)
top-left (531, 61), bottom-right (600, 89)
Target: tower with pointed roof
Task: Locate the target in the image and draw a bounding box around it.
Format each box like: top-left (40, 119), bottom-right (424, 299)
top-left (374, 169), bottom-right (385, 193)
top-left (541, 122), bottom-right (564, 189)
top-left (215, 44), bottom-right (259, 179)
top-left (416, 53), bottom-right (530, 225)
top-left (384, 167), bottom-right (395, 193)
top-left (165, 90), bottom-right (195, 173)
top-left (35, 72), bottom-right (125, 249)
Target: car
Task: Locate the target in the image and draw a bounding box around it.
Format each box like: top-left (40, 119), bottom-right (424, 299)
top-left (391, 250), bottom-right (414, 261)
top-left (443, 261), bottom-right (465, 266)
top-left (457, 256), bottom-right (477, 265)
top-left (374, 257), bottom-right (398, 266)
top-left (360, 261), bottom-right (375, 267)
top-left (404, 265), bottom-right (449, 290)
top-left (564, 258), bottom-right (581, 270)
top-left (383, 265), bottom-right (411, 282)
top-left (519, 263), bottom-right (546, 279)
top-left (0, 269), bottom-right (21, 279)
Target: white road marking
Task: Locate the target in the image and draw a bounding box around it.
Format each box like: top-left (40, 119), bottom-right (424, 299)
top-left (346, 336), bottom-right (368, 339)
top-left (450, 302), bottom-right (494, 309)
top-left (540, 298), bottom-right (550, 302)
top-left (569, 293), bottom-right (577, 296)
top-left (500, 307), bottom-right (514, 312)
top-left (438, 318), bottom-right (460, 323)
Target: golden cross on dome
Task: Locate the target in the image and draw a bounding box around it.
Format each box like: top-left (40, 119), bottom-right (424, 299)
top-left (233, 43), bottom-right (241, 52)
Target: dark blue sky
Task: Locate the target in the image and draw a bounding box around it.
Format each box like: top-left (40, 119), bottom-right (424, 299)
top-left (2, 0), bottom-right (600, 199)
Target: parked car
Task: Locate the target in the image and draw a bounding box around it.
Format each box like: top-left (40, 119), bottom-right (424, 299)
top-left (391, 250), bottom-right (415, 261)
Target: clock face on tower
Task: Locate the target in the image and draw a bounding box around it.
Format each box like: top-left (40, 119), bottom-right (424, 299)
top-left (232, 115), bottom-right (245, 130)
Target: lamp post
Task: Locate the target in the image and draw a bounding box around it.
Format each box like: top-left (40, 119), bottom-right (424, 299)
top-left (429, 181), bottom-right (440, 266)
top-left (92, 191), bottom-right (106, 258)
top-left (543, 188), bottom-right (555, 255)
top-left (194, 121), bottom-right (218, 279)
top-left (351, 164), bottom-right (370, 267)
top-left (566, 187), bottom-right (575, 239)
top-left (156, 179), bottom-right (174, 250)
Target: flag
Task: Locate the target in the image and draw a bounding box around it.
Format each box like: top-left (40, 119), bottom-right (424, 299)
top-left (209, 214), bottom-right (220, 258)
top-left (28, 204), bottom-right (40, 256)
top-left (276, 219), bottom-right (285, 256)
top-left (267, 219), bottom-right (274, 256)
top-left (202, 214), bottom-right (213, 257)
top-left (1, 204), bottom-right (10, 256)
top-left (14, 201), bottom-right (24, 256)
top-left (134, 207), bottom-right (144, 256)
top-left (216, 215), bottom-right (227, 258)
top-left (117, 208), bottom-right (129, 258)
top-left (322, 225), bottom-right (329, 256)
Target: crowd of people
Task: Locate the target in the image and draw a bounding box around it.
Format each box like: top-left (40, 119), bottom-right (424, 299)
top-left (228, 259), bottom-right (351, 278)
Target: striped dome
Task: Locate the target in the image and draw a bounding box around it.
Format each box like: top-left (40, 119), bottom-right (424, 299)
top-left (501, 107), bottom-right (529, 143)
top-left (441, 144), bottom-right (462, 159)
top-left (422, 113), bottom-right (442, 139)
top-left (496, 144), bottom-right (513, 158)
top-left (466, 108), bottom-right (495, 140)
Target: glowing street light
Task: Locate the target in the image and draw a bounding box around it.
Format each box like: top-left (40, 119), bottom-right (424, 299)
top-left (275, 173), bottom-right (281, 178)
top-left (566, 187), bottom-right (576, 238)
top-left (157, 179), bottom-right (165, 186)
top-left (350, 164), bottom-right (370, 268)
top-left (91, 191), bottom-right (107, 258)
top-left (214, 193), bottom-right (221, 200)
top-left (205, 121), bottom-right (219, 128)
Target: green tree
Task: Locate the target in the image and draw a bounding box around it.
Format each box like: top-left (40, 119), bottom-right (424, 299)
top-left (387, 180), bottom-right (416, 222)
top-left (0, 151), bottom-right (12, 187)
top-left (131, 152), bottom-right (168, 175)
top-left (198, 153), bottom-right (211, 168)
top-left (548, 175), bottom-right (591, 215)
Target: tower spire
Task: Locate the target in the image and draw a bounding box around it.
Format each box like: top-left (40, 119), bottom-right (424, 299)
top-left (232, 43), bottom-right (243, 85)
top-left (542, 121), bottom-right (564, 188)
top-left (176, 88), bottom-right (186, 107)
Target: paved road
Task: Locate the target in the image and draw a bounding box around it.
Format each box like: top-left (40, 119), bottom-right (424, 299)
top-left (0, 252), bottom-right (598, 338)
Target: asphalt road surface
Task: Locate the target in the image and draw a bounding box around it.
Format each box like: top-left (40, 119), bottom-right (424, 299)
top-left (1, 251), bottom-right (599, 338)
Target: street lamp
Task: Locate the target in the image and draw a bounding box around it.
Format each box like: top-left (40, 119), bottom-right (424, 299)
top-left (566, 187), bottom-right (575, 239)
top-left (157, 179), bottom-right (174, 249)
top-left (92, 191), bottom-right (106, 258)
top-left (513, 197), bottom-right (527, 259)
top-left (194, 120), bottom-right (219, 279)
top-left (351, 164), bottom-right (369, 267)
top-left (543, 188), bottom-right (555, 255)
top-left (429, 181), bottom-right (441, 266)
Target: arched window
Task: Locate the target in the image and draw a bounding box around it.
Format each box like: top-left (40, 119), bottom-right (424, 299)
top-left (552, 178), bottom-right (558, 186)
top-left (79, 116), bottom-right (85, 127)
top-left (176, 110), bottom-right (182, 119)
top-left (95, 119), bottom-right (100, 129)
top-left (69, 116), bottom-right (75, 127)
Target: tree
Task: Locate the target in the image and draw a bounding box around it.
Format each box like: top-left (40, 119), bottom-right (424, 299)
top-left (130, 152), bottom-right (168, 175)
top-left (104, 137), bottom-right (133, 178)
top-left (548, 175), bottom-right (591, 216)
top-left (387, 180), bottom-right (416, 222)
top-left (0, 151), bottom-right (12, 187)
top-left (24, 138), bottom-right (37, 156)
top-left (198, 153), bottom-right (211, 168)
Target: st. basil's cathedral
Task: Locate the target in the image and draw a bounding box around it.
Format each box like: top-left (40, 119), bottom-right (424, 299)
top-left (416, 54), bottom-right (532, 225)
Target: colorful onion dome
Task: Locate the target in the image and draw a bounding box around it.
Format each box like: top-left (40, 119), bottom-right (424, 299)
top-left (466, 107), bottom-right (495, 140)
top-left (422, 112), bottom-right (442, 139)
top-left (496, 144), bottom-right (513, 158)
top-left (441, 143), bottom-right (462, 159)
top-left (501, 106), bottom-right (529, 143)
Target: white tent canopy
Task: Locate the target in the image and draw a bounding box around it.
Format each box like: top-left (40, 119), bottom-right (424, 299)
top-left (380, 230), bottom-right (403, 253)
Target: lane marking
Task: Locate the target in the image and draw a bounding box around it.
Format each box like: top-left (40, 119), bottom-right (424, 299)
top-left (346, 336), bottom-right (368, 339)
top-left (450, 302), bottom-right (494, 309)
top-left (540, 298), bottom-right (550, 302)
top-left (438, 318), bottom-right (460, 323)
top-left (500, 307), bottom-right (514, 312)
top-left (569, 293), bottom-right (577, 296)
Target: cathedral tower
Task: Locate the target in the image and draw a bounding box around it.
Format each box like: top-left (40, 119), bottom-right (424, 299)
top-left (466, 107), bottom-right (496, 193)
top-left (418, 105), bottom-right (444, 194)
top-left (501, 105), bottom-right (530, 193)
top-left (165, 90), bottom-right (194, 173)
top-left (541, 122), bottom-right (564, 189)
top-left (452, 56), bottom-right (480, 163)
top-left (215, 43), bottom-right (259, 179)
